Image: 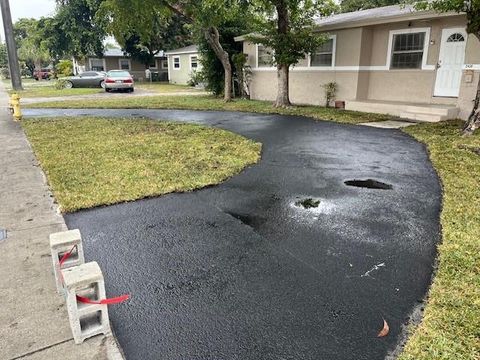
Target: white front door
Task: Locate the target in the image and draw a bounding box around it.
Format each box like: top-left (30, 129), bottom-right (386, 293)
top-left (434, 28), bottom-right (467, 97)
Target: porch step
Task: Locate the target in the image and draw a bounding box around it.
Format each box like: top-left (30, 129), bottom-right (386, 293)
top-left (345, 100), bottom-right (459, 122)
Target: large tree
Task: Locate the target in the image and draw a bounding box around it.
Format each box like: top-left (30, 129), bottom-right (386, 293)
top-left (101, 0), bottom-right (243, 101)
top-left (197, 13), bottom-right (254, 96)
top-left (416, 0), bottom-right (480, 135)
top-left (339, 0), bottom-right (400, 13)
top-left (250, 0), bottom-right (335, 107)
top-left (99, 2), bottom-right (190, 68)
top-left (52, 0), bottom-right (107, 59)
top-left (13, 18), bottom-right (51, 74)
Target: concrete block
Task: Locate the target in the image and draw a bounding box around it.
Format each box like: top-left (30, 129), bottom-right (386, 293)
top-left (50, 229), bottom-right (85, 293)
top-left (62, 262), bottom-right (111, 344)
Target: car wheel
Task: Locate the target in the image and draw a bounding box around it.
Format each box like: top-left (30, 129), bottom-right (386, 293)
top-left (130, 88), bottom-right (134, 93)
top-left (105, 88), bottom-right (111, 92)
top-left (64, 81), bottom-right (73, 89)
top-left (100, 80), bottom-right (105, 89)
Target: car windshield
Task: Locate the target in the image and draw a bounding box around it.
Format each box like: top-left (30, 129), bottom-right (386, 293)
top-left (107, 71), bottom-right (130, 78)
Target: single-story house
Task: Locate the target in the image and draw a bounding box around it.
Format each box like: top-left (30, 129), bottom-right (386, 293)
top-left (165, 45), bottom-right (201, 85)
top-left (235, 5), bottom-right (480, 121)
top-left (85, 48), bottom-right (169, 81)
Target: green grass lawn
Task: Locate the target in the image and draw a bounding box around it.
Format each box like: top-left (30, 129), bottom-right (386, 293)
top-left (398, 121), bottom-right (479, 360)
top-left (22, 117), bottom-right (261, 212)
top-left (25, 95), bottom-right (393, 124)
top-left (135, 82), bottom-right (201, 93)
top-left (3, 79), bottom-right (102, 98)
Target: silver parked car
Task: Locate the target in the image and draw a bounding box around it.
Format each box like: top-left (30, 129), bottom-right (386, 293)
top-left (104, 70), bottom-right (134, 92)
top-left (64, 71), bottom-right (106, 88)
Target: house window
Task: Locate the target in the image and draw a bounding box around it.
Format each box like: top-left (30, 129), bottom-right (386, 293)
top-left (447, 33), bottom-right (465, 42)
top-left (119, 59), bottom-right (130, 70)
top-left (149, 59), bottom-right (157, 69)
top-left (161, 60), bottom-right (168, 69)
top-left (173, 56), bottom-right (180, 69)
top-left (257, 45), bottom-right (273, 67)
top-left (310, 37), bottom-right (335, 67)
top-left (390, 32), bottom-right (426, 69)
top-left (90, 59), bottom-right (104, 71)
top-left (190, 55), bottom-right (198, 70)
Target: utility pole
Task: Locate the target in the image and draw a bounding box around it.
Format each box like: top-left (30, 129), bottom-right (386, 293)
top-left (0, 0), bottom-right (22, 91)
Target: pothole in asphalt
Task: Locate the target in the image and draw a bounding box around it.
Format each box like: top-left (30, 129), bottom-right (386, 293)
top-left (344, 179), bottom-right (393, 190)
top-left (295, 198), bottom-right (321, 209)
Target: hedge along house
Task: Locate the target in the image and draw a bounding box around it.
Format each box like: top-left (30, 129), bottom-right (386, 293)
top-left (165, 45), bottom-right (201, 85)
top-left (235, 5), bottom-right (480, 122)
top-left (85, 48), bottom-right (169, 81)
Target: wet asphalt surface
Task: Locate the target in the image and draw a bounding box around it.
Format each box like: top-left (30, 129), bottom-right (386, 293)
top-left (25, 109), bottom-right (442, 360)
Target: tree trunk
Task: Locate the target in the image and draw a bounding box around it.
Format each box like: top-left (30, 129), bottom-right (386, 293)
top-left (204, 26), bottom-right (232, 101)
top-left (275, 64), bottom-right (290, 107)
top-left (463, 32), bottom-right (480, 135)
top-left (274, 1), bottom-right (291, 107)
top-left (462, 73), bottom-right (480, 135)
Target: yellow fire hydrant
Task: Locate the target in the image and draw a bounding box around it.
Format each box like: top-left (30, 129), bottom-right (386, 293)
top-left (10, 93), bottom-right (22, 121)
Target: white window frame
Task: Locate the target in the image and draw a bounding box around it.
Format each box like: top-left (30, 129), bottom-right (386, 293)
top-left (89, 58), bottom-right (106, 72)
top-left (118, 58), bottom-right (131, 71)
top-left (172, 56), bottom-right (181, 70)
top-left (148, 59), bottom-right (158, 70)
top-left (308, 35), bottom-right (336, 68)
top-left (255, 44), bottom-right (275, 69)
top-left (189, 54), bottom-right (199, 70)
top-left (386, 27), bottom-right (433, 70)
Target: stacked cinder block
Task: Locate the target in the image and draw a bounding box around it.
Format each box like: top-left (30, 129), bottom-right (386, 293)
top-left (49, 229), bottom-right (112, 344)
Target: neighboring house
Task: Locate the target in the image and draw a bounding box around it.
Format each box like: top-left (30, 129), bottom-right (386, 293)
top-left (86, 48), bottom-right (169, 81)
top-left (235, 5), bottom-right (480, 121)
top-left (165, 45), bottom-right (201, 85)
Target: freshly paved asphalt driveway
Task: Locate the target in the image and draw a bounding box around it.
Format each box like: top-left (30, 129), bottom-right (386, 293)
top-left (25, 109), bottom-right (442, 360)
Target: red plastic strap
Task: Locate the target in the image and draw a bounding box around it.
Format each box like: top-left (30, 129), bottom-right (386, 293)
top-left (59, 245), bottom-right (130, 305)
top-left (76, 294), bottom-right (130, 305)
top-left (59, 245), bottom-right (77, 267)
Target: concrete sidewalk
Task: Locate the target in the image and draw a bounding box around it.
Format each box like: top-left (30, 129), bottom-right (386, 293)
top-left (0, 84), bottom-right (124, 359)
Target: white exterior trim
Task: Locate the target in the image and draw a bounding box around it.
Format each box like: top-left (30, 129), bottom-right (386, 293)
top-left (256, 44), bottom-right (276, 69)
top-left (89, 58), bottom-right (106, 72)
top-left (172, 56), bottom-right (181, 70)
top-left (165, 50), bottom-right (198, 55)
top-left (252, 65), bottom-right (436, 72)
top-left (307, 35), bottom-right (337, 68)
top-left (189, 54), bottom-right (199, 71)
top-left (117, 58), bottom-right (131, 71)
top-left (148, 59), bottom-right (158, 70)
top-left (386, 27), bottom-right (432, 70)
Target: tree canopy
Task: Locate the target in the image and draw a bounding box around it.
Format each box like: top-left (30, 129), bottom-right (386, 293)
top-left (339, 0), bottom-right (400, 13)
top-left (249, 0), bottom-right (336, 106)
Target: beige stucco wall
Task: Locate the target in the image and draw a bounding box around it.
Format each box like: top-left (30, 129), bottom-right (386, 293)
top-left (168, 53), bottom-right (199, 85)
top-left (250, 70), bottom-right (359, 105)
top-left (367, 16), bottom-right (465, 68)
top-left (243, 14), bottom-right (480, 118)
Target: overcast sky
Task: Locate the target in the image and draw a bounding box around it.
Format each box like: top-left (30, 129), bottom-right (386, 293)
top-left (1, 0), bottom-right (56, 40)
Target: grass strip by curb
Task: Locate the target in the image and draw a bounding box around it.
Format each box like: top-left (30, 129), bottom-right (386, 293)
top-left (22, 117), bottom-right (261, 213)
top-left (398, 120), bottom-right (479, 360)
top-left (24, 95), bottom-right (393, 125)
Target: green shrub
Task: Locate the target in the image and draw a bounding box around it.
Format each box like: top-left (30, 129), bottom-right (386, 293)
top-left (54, 79), bottom-right (69, 90)
top-left (56, 60), bottom-right (73, 77)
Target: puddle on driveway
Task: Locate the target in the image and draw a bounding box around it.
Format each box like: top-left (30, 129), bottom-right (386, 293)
top-left (295, 198), bottom-right (320, 209)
